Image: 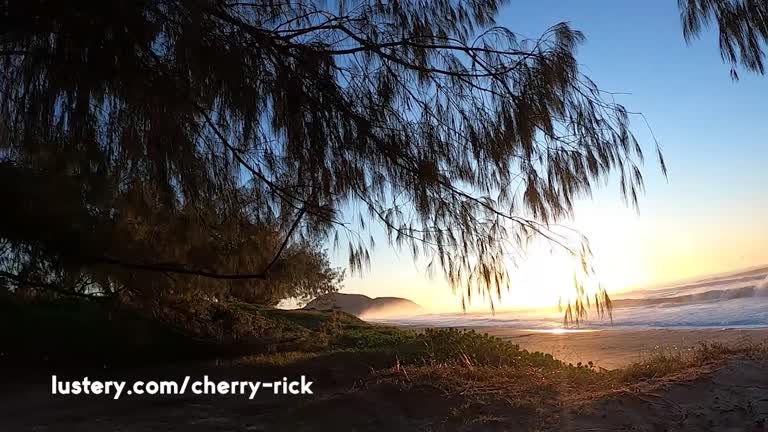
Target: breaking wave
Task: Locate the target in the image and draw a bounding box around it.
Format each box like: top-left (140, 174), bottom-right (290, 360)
top-left (369, 266), bottom-right (768, 330)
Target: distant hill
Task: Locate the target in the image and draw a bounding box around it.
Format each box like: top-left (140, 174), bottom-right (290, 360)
top-left (303, 293), bottom-right (423, 317)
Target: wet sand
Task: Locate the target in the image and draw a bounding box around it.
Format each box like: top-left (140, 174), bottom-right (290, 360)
top-left (475, 327), bottom-right (768, 369)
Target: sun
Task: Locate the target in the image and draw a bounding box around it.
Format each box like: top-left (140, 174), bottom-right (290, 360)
top-left (487, 204), bottom-right (649, 310)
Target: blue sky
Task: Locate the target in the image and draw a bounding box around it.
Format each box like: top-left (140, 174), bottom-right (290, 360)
top-left (329, 1), bottom-right (768, 311)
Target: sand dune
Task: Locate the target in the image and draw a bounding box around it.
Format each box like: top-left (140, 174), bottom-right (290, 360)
top-left (3, 328), bottom-right (767, 431)
top-left (560, 358), bottom-right (768, 431)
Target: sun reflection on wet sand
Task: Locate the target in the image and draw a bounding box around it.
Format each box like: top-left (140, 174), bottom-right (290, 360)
top-left (529, 328), bottom-right (599, 335)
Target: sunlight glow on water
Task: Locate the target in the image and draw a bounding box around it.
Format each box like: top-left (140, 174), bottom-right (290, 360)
top-left (370, 269), bottom-right (768, 330)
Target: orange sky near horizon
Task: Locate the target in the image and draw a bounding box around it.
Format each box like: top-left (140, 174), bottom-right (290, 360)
top-left (336, 195), bottom-right (768, 313)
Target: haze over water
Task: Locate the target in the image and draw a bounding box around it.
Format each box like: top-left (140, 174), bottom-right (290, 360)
top-left (367, 267), bottom-right (768, 331)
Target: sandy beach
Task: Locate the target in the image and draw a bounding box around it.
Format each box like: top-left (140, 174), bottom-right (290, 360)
top-left (477, 327), bottom-right (768, 369)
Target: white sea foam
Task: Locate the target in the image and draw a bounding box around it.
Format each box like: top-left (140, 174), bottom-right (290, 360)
top-left (369, 267), bottom-right (768, 330)
top-left (758, 274), bottom-right (768, 290)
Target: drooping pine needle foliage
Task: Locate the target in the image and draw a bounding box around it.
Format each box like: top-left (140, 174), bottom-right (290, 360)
top-left (679, 0), bottom-right (768, 79)
top-left (0, 0), bottom-right (678, 317)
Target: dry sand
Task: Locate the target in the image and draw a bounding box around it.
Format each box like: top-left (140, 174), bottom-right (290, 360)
top-left (475, 327), bottom-right (768, 369)
top-left (558, 358), bottom-right (768, 431)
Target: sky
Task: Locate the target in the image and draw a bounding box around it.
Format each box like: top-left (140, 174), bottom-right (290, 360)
top-left (329, 1), bottom-right (768, 312)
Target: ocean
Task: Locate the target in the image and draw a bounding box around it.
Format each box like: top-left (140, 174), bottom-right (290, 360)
top-left (368, 266), bottom-right (768, 330)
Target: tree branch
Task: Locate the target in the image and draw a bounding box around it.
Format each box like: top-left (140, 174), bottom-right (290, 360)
top-left (0, 271), bottom-right (108, 299)
top-left (261, 205), bottom-right (307, 275)
top-left (86, 257), bottom-right (269, 280)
